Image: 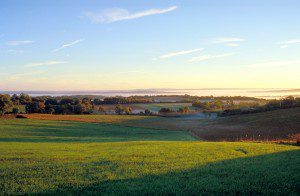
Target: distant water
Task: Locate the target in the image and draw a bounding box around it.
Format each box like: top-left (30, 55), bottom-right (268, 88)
top-left (1, 88), bottom-right (299, 99)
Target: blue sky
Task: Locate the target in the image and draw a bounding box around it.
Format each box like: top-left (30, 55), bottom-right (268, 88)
top-left (0, 0), bottom-right (300, 90)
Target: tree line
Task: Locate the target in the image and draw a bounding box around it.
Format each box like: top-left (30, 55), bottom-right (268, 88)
top-left (0, 93), bottom-right (158, 115)
top-left (0, 93), bottom-right (96, 115)
top-left (158, 106), bottom-right (190, 114)
top-left (219, 96), bottom-right (300, 116)
top-left (2, 93), bottom-right (294, 116)
top-left (0, 93), bottom-right (195, 116)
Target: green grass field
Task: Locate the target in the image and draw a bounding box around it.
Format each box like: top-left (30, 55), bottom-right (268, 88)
top-left (0, 119), bottom-right (194, 142)
top-left (0, 118), bottom-right (299, 194)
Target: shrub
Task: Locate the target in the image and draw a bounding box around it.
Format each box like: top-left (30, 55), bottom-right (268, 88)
top-left (124, 107), bottom-right (132, 115)
top-left (178, 106), bottom-right (190, 114)
top-left (115, 104), bottom-right (124, 115)
top-left (159, 108), bottom-right (174, 114)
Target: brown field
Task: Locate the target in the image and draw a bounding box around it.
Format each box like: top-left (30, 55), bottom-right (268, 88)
top-left (22, 113), bottom-right (152, 124)
top-left (0, 114), bottom-right (17, 119)
top-left (197, 107), bottom-right (300, 141)
top-left (20, 107), bottom-right (300, 142)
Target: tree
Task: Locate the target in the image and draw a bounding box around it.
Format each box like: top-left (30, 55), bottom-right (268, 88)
top-left (226, 100), bottom-right (235, 109)
top-left (178, 106), bottom-right (190, 114)
top-left (295, 98), bottom-right (300, 107)
top-left (82, 98), bottom-right (93, 114)
top-left (98, 106), bottom-right (106, 114)
top-left (212, 100), bottom-right (223, 110)
top-left (0, 94), bottom-right (13, 115)
top-left (26, 101), bottom-right (45, 113)
top-left (144, 109), bottom-right (151, 115)
top-left (281, 96), bottom-right (295, 108)
top-left (12, 107), bottom-right (19, 115)
top-left (124, 107), bottom-right (132, 115)
top-left (60, 98), bottom-right (74, 105)
top-left (74, 103), bottom-right (84, 114)
top-left (93, 98), bottom-right (103, 105)
top-left (11, 94), bottom-right (20, 105)
top-left (115, 104), bottom-right (124, 115)
top-left (60, 104), bottom-right (74, 114)
top-left (45, 98), bottom-right (58, 105)
top-left (19, 93), bottom-right (31, 105)
top-left (202, 102), bottom-right (211, 110)
top-left (45, 105), bottom-right (55, 114)
top-left (48, 107), bottom-right (55, 114)
top-left (192, 99), bottom-right (201, 107)
top-left (159, 107), bottom-right (174, 113)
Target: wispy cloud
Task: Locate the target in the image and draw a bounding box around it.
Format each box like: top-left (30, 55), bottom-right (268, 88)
top-left (115, 70), bottom-right (146, 75)
top-left (26, 77), bottom-right (49, 83)
top-left (224, 43), bottom-right (240, 47)
top-left (8, 70), bottom-right (46, 81)
top-left (52, 39), bottom-right (83, 52)
top-left (25, 61), bottom-right (67, 67)
top-left (7, 40), bottom-right (34, 46)
top-left (189, 53), bottom-right (234, 62)
top-left (213, 37), bottom-right (245, 44)
top-left (84, 6), bottom-right (178, 23)
top-left (280, 45), bottom-right (288, 49)
top-left (7, 49), bottom-right (24, 54)
top-left (247, 60), bottom-right (300, 68)
top-left (279, 39), bottom-right (300, 49)
top-left (159, 48), bottom-right (204, 59)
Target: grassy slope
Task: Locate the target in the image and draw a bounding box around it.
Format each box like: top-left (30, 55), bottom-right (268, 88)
top-left (0, 118), bottom-right (299, 194)
top-left (0, 141), bottom-right (299, 194)
top-left (23, 107), bottom-right (300, 141)
top-left (194, 107), bottom-right (300, 141)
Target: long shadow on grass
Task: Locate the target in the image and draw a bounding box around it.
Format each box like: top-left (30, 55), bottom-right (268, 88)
top-left (34, 149), bottom-right (300, 195)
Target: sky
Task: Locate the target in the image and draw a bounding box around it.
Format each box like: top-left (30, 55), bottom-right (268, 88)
top-left (0, 0), bottom-right (300, 91)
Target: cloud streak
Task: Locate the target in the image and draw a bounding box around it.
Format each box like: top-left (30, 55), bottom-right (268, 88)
top-left (189, 53), bottom-right (233, 62)
top-left (8, 70), bottom-right (47, 81)
top-left (247, 60), bottom-right (300, 68)
top-left (213, 37), bottom-right (245, 44)
top-left (25, 61), bottom-right (67, 67)
top-left (225, 43), bottom-right (240, 47)
top-left (279, 39), bottom-right (300, 48)
top-left (7, 49), bottom-right (24, 54)
top-left (160, 48), bottom-right (204, 59)
top-left (52, 39), bottom-right (83, 52)
top-left (7, 40), bottom-right (34, 46)
top-left (85, 6), bottom-right (178, 23)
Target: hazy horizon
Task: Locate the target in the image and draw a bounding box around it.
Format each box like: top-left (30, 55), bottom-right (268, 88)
top-left (1, 88), bottom-right (300, 99)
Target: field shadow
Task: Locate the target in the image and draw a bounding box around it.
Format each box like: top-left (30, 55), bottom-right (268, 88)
top-left (33, 149), bottom-right (300, 195)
